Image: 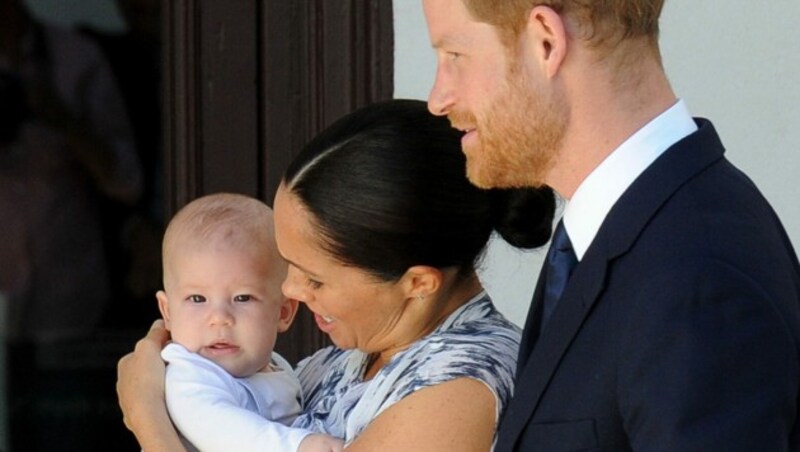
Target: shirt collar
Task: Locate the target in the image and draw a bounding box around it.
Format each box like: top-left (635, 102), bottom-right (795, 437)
top-left (563, 99), bottom-right (698, 260)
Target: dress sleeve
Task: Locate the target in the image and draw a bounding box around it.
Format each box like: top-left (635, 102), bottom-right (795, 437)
top-left (163, 344), bottom-right (313, 452)
top-left (295, 346), bottom-right (346, 406)
top-left (368, 322), bottom-right (521, 425)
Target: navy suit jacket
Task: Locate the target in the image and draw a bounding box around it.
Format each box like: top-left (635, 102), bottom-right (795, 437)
top-left (495, 119), bottom-right (800, 451)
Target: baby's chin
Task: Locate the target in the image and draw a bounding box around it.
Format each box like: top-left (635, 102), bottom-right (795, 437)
top-left (199, 350), bottom-right (267, 378)
top-left (222, 359), bottom-right (269, 378)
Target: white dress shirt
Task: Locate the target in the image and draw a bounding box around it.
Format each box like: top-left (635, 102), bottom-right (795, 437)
top-left (563, 100), bottom-right (698, 260)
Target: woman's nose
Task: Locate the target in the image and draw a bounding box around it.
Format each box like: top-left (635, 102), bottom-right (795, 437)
top-left (282, 266), bottom-right (310, 304)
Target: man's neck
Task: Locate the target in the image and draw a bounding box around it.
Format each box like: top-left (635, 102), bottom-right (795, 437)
top-left (546, 44), bottom-right (677, 199)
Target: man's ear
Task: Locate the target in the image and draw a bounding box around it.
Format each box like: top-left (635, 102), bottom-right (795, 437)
top-left (156, 290), bottom-right (172, 331)
top-left (277, 297), bottom-right (300, 333)
top-left (401, 265), bottom-right (443, 302)
top-left (524, 5), bottom-right (569, 78)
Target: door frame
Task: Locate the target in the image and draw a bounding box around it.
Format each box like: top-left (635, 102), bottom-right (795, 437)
top-left (163, 0), bottom-right (394, 363)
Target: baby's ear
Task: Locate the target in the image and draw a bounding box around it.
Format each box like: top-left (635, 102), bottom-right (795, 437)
top-left (155, 290), bottom-right (172, 330)
top-left (277, 298), bottom-right (299, 333)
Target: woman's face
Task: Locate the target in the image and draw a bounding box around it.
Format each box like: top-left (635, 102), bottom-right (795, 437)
top-left (273, 184), bottom-right (414, 353)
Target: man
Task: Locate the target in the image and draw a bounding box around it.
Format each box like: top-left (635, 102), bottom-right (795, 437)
top-left (423, 0), bottom-right (800, 450)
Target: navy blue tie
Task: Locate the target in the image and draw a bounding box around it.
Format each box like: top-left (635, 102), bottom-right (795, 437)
top-left (541, 220), bottom-right (578, 328)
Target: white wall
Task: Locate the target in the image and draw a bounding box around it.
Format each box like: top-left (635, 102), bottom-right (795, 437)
top-left (394, 0), bottom-right (800, 326)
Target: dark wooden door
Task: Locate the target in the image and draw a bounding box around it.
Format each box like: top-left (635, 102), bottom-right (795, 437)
top-left (163, 0), bottom-right (394, 364)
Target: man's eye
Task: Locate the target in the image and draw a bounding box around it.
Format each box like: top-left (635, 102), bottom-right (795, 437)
top-left (234, 294), bottom-right (252, 302)
top-left (189, 295), bottom-right (206, 303)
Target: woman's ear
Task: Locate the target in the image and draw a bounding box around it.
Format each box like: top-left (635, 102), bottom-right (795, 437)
top-left (156, 290), bottom-right (172, 330)
top-left (401, 265), bottom-right (443, 302)
top-left (277, 297), bottom-right (300, 333)
top-left (524, 5), bottom-right (569, 78)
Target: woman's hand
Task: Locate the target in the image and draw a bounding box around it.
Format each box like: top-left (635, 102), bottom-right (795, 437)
top-left (117, 320), bottom-right (185, 451)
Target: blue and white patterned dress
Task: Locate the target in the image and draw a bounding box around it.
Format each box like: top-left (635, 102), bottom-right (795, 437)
top-left (291, 291), bottom-right (521, 445)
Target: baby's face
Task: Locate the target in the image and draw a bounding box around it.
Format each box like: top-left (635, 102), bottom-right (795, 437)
top-left (158, 243), bottom-right (291, 377)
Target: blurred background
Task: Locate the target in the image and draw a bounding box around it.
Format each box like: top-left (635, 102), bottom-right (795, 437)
top-left (0, 0), bottom-right (393, 449)
top-left (1, 0), bottom-right (163, 449)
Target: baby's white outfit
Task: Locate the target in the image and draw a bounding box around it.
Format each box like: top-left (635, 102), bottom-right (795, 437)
top-left (162, 343), bottom-right (313, 452)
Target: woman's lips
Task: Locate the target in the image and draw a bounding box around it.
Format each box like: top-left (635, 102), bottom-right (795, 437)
top-left (314, 313), bottom-right (335, 333)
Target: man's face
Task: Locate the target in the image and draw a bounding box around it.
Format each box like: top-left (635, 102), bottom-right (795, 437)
top-left (424, 0), bottom-right (568, 189)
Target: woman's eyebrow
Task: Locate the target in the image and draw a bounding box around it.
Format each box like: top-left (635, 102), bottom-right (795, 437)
top-left (284, 257), bottom-right (320, 278)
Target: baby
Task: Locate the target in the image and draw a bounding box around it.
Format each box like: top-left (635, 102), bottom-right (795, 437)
top-left (156, 193), bottom-right (342, 452)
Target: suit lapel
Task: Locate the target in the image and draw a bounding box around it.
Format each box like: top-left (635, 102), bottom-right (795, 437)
top-left (497, 119), bottom-right (726, 449)
top-left (497, 246), bottom-right (610, 446)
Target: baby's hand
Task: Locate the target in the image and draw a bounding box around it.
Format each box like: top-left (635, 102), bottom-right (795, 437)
top-left (298, 433), bottom-right (344, 452)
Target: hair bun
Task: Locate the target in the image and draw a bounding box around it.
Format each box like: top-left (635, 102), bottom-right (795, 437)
top-left (491, 186), bottom-right (556, 249)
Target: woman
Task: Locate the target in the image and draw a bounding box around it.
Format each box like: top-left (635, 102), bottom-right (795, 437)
top-left (117, 100), bottom-right (555, 451)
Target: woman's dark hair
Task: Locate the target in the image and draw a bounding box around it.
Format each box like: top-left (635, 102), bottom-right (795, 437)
top-left (283, 99), bottom-right (555, 282)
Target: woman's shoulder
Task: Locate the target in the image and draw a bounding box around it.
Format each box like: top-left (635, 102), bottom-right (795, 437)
top-left (402, 316), bottom-right (520, 374)
top-left (388, 293), bottom-right (521, 384)
top-left (431, 292), bottom-right (522, 348)
top-left (372, 295), bottom-right (521, 419)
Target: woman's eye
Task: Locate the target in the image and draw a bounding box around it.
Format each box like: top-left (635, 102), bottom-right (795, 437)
top-left (447, 51), bottom-right (461, 61)
top-left (307, 279), bottom-right (323, 290)
top-left (233, 294), bottom-right (252, 302)
top-left (189, 295), bottom-right (206, 303)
